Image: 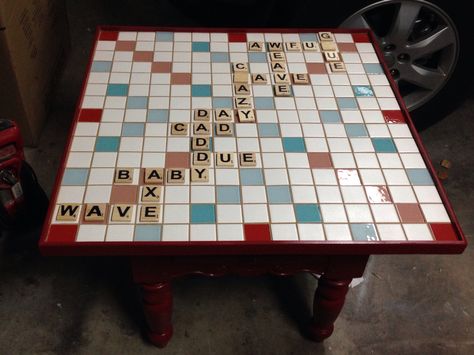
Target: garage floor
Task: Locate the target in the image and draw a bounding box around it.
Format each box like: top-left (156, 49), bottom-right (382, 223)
top-left (1, 1), bottom-right (473, 354)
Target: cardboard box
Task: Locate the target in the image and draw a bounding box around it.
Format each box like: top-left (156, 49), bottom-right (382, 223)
top-left (0, 0), bottom-right (69, 146)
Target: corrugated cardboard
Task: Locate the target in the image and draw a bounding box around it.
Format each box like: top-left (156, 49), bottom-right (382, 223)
top-left (0, 0), bottom-right (69, 146)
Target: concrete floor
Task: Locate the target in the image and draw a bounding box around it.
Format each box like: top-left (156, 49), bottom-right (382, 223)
top-left (1, 1), bottom-right (473, 354)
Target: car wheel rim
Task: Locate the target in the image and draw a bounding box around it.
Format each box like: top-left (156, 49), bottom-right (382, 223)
top-left (340, 0), bottom-right (459, 111)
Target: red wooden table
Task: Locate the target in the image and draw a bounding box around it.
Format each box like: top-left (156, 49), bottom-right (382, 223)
top-left (40, 26), bottom-right (466, 347)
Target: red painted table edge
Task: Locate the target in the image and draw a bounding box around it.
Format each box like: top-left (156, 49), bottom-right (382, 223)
top-left (38, 26), bottom-right (467, 256)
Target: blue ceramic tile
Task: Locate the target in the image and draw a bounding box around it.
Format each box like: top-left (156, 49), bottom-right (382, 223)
top-left (91, 61), bottom-right (112, 72)
top-left (107, 84), bottom-right (129, 96)
top-left (337, 97), bottom-right (358, 110)
top-left (192, 85), bottom-right (212, 97)
top-left (248, 52), bottom-right (267, 63)
top-left (95, 137), bottom-right (120, 152)
top-left (191, 204), bottom-right (216, 223)
top-left (211, 52), bottom-right (229, 63)
top-left (240, 169), bottom-right (264, 185)
top-left (300, 33), bottom-right (318, 41)
top-left (62, 168), bottom-right (89, 185)
top-left (353, 85), bottom-right (374, 97)
top-left (135, 225), bottom-right (162, 241)
top-left (407, 169), bottom-right (434, 185)
top-left (295, 204), bottom-right (322, 223)
top-left (320, 111), bottom-right (341, 123)
top-left (258, 123), bottom-right (279, 137)
top-left (363, 63), bottom-right (384, 74)
top-left (147, 109), bottom-right (168, 122)
top-left (155, 32), bottom-right (173, 42)
top-left (350, 224), bottom-right (378, 241)
top-left (127, 96), bottom-right (148, 109)
top-left (282, 137), bottom-right (306, 152)
top-left (192, 42), bottom-right (210, 52)
top-left (254, 97), bottom-right (275, 110)
top-left (372, 138), bottom-right (397, 153)
top-left (267, 186), bottom-right (292, 203)
top-left (345, 124), bottom-right (368, 137)
top-left (122, 123), bottom-right (145, 136)
top-left (216, 186), bottom-right (241, 203)
top-left (212, 97), bottom-right (233, 108)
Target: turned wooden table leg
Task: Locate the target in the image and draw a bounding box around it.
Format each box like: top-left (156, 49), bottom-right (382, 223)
top-left (308, 276), bottom-right (352, 342)
top-left (140, 282), bottom-right (173, 348)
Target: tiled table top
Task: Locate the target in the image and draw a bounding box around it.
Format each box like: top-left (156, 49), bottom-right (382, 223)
top-left (39, 27), bottom-right (466, 255)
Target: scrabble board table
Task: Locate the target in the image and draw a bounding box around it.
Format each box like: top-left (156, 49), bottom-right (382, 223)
top-left (40, 26), bottom-right (466, 347)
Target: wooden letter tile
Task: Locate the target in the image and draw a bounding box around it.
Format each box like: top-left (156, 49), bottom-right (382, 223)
top-left (248, 41), bottom-right (263, 51)
top-left (292, 73), bottom-right (310, 85)
top-left (144, 168), bottom-right (164, 184)
top-left (234, 96), bottom-right (252, 108)
top-left (274, 84), bottom-right (292, 97)
top-left (111, 204), bottom-right (133, 222)
top-left (191, 168), bottom-right (209, 182)
top-left (140, 205), bottom-right (160, 222)
top-left (239, 152), bottom-right (257, 167)
top-left (215, 109), bottom-right (234, 121)
top-left (269, 51), bottom-right (285, 61)
top-left (319, 31), bottom-right (335, 41)
top-left (267, 42), bottom-right (283, 52)
top-left (192, 151), bottom-right (211, 166)
top-left (303, 41), bottom-right (319, 51)
top-left (232, 62), bottom-right (248, 73)
top-left (323, 51), bottom-right (340, 62)
top-left (166, 169), bottom-right (186, 184)
top-left (141, 185), bottom-right (162, 203)
top-left (115, 168), bottom-right (133, 184)
top-left (192, 137), bottom-right (210, 151)
top-left (252, 73), bottom-right (267, 84)
top-left (274, 73), bottom-right (290, 84)
top-left (194, 109), bottom-right (211, 121)
top-left (233, 72), bottom-right (249, 83)
top-left (193, 122), bottom-right (211, 135)
top-left (56, 204), bottom-right (81, 221)
top-left (215, 123), bottom-right (233, 136)
top-left (84, 203), bottom-right (106, 222)
top-left (233, 83), bottom-right (251, 96)
top-left (171, 122), bottom-right (188, 135)
top-left (271, 61), bottom-right (287, 72)
top-left (237, 109), bottom-right (256, 123)
top-left (216, 152), bottom-right (234, 167)
top-left (320, 41), bottom-right (338, 51)
top-left (285, 42), bottom-right (301, 52)
top-left (330, 62), bottom-right (346, 72)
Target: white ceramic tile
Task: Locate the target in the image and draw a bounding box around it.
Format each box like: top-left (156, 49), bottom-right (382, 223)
top-left (88, 168), bottom-right (115, 185)
top-left (377, 224), bottom-right (406, 241)
top-left (389, 186), bottom-right (417, 203)
top-left (215, 169), bottom-right (240, 185)
top-left (400, 153), bottom-right (425, 168)
top-left (217, 224), bottom-right (244, 241)
top-left (163, 204), bottom-right (189, 223)
top-left (217, 205), bottom-right (242, 223)
top-left (312, 169), bottom-right (337, 185)
top-left (331, 153), bottom-right (356, 168)
top-left (76, 225), bottom-right (106, 242)
top-left (92, 152), bottom-right (117, 167)
top-left (260, 138), bottom-right (283, 152)
top-left (243, 204), bottom-right (269, 222)
top-left (346, 204), bottom-right (373, 223)
top-left (403, 224), bottom-right (433, 241)
top-left (288, 169), bottom-right (314, 185)
top-left (269, 204), bottom-right (296, 223)
top-left (106, 225), bottom-right (134, 241)
top-left (378, 153), bottom-right (403, 168)
top-left (190, 225), bottom-right (216, 241)
top-left (262, 153), bottom-right (286, 168)
top-left (117, 152), bottom-right (141, 167)
top-left (340, 186), bottom-right (367, 203)
top-left (383, 169), bottom-right (410, 185)
top-left (371, 204), bottom-right (399, 222)
top-left (264, 168), bottom-right (289, 185)
top-left (66, 152), bottom-right (93, 168)
top-left (242, 186), bottom-right (267, 203)
top-left (165, 186), bottom-right (189, 203)
top-left (162, 224), bottom-right (189, 241)
top-left (291, 186), bottom-right (317, 203)
top-left (354, 153), bottom-right (379, 168)
top-left (56, 186), bottom-right (85, 203)
top-left (420, 204), bottom-right (450, 223)
top-left (317, 186), bottom-right (343, 203)
top-left (190, 186), bottom-right (215, 203)
top-left (324, 224), bottom-right (352, 241)
top-left (359, 169), bottom-right (386, 185)
top-left (297, 224), bottom-right (325, 241)
top-left (320, 204), bottom-right (347, 223)
top-left (271, 224), bottom-right (299, 241)
top-left (83, 185), bottom-right (112, 203)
